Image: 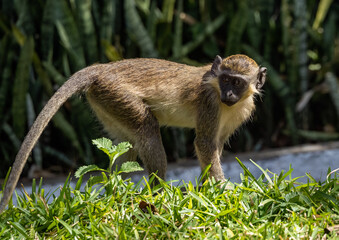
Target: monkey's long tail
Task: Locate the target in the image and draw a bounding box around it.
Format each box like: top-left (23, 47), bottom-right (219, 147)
top-left (0, 66), bottom-right (99, 213)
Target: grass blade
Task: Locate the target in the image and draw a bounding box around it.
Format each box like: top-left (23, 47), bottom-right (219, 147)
top-left (9, 222), bottom-right (29, 238)
top-left (250, 159), bottom-right (273, 185)
top-left (236, 157), bottom-right (265, 193)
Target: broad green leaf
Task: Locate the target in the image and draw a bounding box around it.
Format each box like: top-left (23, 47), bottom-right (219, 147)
top-left (92, 137), bottom-right (113, 156)
top-left (113, 142), bottom-right (133, 156)
top-left (87, 175), bottom-right (105, 187)
top-left (120, 161), bottom-right (144, 173)
top-left (75, 164), bottom-right (103, 178)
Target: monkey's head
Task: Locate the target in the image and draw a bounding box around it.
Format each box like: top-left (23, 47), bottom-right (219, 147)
top-left (208, 54), bottom-right (267, 106)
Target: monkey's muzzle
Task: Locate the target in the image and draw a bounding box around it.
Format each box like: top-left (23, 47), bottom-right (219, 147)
top-left (221, 95), bottom-right (239, 106)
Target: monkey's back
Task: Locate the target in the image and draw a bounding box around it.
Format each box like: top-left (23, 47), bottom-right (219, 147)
top-left (86, 58), bottom-right (211, 128)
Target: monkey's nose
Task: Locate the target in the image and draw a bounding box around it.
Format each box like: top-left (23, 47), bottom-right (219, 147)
top-left (226, 91), bottom-right (233, 97)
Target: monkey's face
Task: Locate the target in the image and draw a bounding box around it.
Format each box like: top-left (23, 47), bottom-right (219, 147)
top-left (210, 55), bottom-right (267, 106)
top-left (218, 74), bottom-right (249, 106)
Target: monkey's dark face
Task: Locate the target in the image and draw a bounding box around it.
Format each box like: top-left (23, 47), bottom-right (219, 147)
top-left (218, 74), bottom-right (249, 106)
top-left (210, 54), bottom-right (267, 106)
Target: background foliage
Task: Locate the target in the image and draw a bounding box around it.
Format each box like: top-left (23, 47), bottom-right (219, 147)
top-left (0, 0), bottom-right (338, 178)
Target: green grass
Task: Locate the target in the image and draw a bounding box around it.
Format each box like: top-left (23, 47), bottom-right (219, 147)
top-left (0, 138), bottom-right (338, 239)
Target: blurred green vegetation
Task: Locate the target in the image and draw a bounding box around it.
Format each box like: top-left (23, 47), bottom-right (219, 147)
top-left (0, 0), bottom-right (338, 178)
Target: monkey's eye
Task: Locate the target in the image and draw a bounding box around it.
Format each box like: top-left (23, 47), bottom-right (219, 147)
top-left (232, 78), bottom-right (241, 86)
top-left (220, 75), bottom-right (228, 82)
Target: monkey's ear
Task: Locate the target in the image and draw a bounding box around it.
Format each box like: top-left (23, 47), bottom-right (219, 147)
top-left (256, 67), bottom-right (267, 89)
top-left (211, 55), bottom-right (223, 76)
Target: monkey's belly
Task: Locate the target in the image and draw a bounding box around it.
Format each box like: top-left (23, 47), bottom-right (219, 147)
top-left (152, 106), bottom-right (196, 128)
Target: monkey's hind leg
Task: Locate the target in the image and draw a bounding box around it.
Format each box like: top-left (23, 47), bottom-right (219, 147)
top-left (87, 92), bottom-right (167, 185)
top-left (133, 113), bottom-right (167, 184)
top-left (115, 108), bottom-right (167, 183)
top-left (87, 101), bottom-right (139, 167)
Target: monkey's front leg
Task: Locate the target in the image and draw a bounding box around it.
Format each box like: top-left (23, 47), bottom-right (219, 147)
top-left (194, 95), bottom-right (225, 182)
top-left (194, 136), bottom-right (225, 182)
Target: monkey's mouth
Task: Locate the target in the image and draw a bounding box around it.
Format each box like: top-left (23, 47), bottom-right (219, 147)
top-left (221, 98), bottom-right (238, 106)
top-left (223, 101), bottom-right (237, 106)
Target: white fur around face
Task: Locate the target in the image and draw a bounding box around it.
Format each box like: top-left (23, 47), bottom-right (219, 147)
top-left (217, 92), bottom-right (255, 142)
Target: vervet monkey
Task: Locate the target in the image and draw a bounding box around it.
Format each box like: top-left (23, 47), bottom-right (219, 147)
top-left (0, 55), bottom-right (266, 212)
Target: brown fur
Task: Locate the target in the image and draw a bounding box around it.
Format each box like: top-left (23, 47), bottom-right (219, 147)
top-left (0, 55), bottom-right (266, 212)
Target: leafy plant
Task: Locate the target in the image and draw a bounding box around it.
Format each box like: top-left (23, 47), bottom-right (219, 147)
top-left (75, 137), bottom-right (143, 194)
